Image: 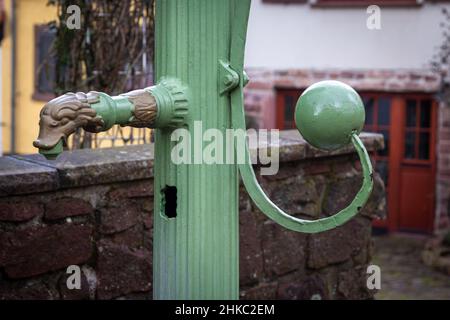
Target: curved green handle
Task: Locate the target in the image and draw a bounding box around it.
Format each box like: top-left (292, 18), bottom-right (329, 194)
top-left (231, 76), bottom-right (373, 233)
top-left (230, 71), bottom-right (373, 233)
top-left (229, 0), bottom-right (373, 233)
top-left (232, 77), bottom-right (373, 233)
top-left (237, 132), bottom-right (373, 234)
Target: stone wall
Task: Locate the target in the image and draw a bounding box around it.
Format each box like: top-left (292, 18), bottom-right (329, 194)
top-left (0, 131), bottom-right (385, 300)
top-left (437, 100), bottom-right (450, 232)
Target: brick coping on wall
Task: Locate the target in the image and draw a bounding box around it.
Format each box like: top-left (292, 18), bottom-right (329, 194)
top-left (0, 130), bottom-right (384, 197)
top-left (245, 68), bottom-right (441, 93)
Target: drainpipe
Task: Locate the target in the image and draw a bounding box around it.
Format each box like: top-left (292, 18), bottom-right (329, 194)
top-left (10, 0), bottom-right (16, 154)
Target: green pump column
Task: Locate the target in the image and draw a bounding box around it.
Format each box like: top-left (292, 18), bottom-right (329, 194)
top-left (153, 0), bottom-right (241, 299)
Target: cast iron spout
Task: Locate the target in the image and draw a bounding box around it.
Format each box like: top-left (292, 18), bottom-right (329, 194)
top-left (33, 92), bottom-right (104, 160)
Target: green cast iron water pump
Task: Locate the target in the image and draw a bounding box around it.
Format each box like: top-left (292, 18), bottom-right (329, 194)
top-left (33, 0), bottom-right (373, 299)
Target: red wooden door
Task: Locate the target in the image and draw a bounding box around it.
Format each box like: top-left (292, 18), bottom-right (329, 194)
top-left (397, 97), bottom-right (437, 233)
top-left (276, 89), bottom-right (299, 130)
top-left (362, 94), bottom-right (436, 233)
top-left (362, 94), bottom-right (391, 230)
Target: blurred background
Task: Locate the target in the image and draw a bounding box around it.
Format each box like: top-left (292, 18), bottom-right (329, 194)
top-left (0, 0), bottom-right (449, 299)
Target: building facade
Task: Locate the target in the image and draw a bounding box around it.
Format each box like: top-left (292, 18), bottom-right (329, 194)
top-left (1, 0), bottom-right (57, 155)
top-left (1, 0), bottom-right (449, 234)
top-left (0, 0), bottom-right (151, 157)
top-left (243, 0), bottom-right (450, 234)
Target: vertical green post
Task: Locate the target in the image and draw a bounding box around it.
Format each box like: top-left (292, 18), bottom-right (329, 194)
top-left (153, 0), bottom-right (239, 299)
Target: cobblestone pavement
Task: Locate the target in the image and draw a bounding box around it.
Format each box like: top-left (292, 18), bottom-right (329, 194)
top-left (373, 234), bottom-right (450, 300)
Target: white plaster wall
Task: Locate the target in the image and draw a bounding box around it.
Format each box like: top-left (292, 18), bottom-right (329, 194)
top-left (245, 0), bottom-right (449, 70)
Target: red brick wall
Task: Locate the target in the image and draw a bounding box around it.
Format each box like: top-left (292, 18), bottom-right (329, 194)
top-left (437, 101), bottom-right (450, 232)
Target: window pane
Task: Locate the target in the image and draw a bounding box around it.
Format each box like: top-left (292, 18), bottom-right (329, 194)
top-left (364, 97), bottom-right (374, 125)
top-left (420, 99), bottom-right (431, 128)
top-left (285, 121), bottom-right (296, 130)
top-left (404, 131), bottom-right (416, 159)
top-left (378, 130), bottom-right (389, 157)
top-left (376, 160), bottom-right (389, 187)
top-left (419, 132), bottom-right (430, 160)
top-left (406, 99), bottom-right (417, 128)
top-left (284, 95), bottom-right (295, 123)
top-left (377, 97), bottom-right (390, 125)
top-left (36, 26), bottom-right (56, 94)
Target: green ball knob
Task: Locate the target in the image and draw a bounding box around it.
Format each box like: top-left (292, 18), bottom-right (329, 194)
top-left (295, 80), bottom-right (365, 151)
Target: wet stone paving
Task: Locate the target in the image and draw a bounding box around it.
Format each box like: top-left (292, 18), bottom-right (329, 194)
top-left (373, 234), bottom-right (450, 300)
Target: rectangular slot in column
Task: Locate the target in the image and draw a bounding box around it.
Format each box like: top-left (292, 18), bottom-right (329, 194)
top-left (162, 185), bottom-right (177, 218)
